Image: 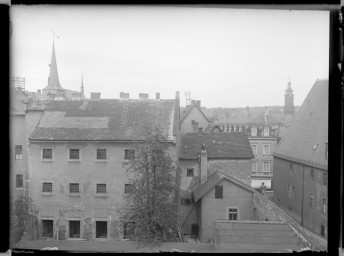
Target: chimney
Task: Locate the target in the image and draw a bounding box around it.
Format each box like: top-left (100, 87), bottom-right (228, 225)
top-left (37, 89), bottom-right (41, 94)
top-left (199, 127), bottom-right (203, 133)
top-left (195, 100), bottom-right (201, 108)
top-left (120, 92), bottom-right (129, 99)
top-left (200, 142), bottom-right (208, 183)
top-left (90, 92), bottom-right (101, 100)
top-left (192, 121), bottom-right (199, 133)
top-left (139, 93), bottom-right (149, 100)
top-left (175, 91), bottom-right (180, 99)
top-left (156, 92), bottom-right (160, 100)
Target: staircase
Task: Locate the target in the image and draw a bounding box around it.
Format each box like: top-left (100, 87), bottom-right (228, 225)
top-left (213, 221), bottom-right (304, 253)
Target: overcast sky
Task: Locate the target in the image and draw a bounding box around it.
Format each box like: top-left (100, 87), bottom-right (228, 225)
top-left (10, 6), bottom-right (329, 108)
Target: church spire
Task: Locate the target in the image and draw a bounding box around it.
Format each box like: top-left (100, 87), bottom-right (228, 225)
top-left (44, 41), bottom-right (63, 90)
top-left (81, 72), bottom-right (85, 97)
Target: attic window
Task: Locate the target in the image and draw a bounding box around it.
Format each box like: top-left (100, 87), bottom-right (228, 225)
top-left (313, 144), bottom-right (318, 150)
top-left (215, 185), bottom-right (223, 199)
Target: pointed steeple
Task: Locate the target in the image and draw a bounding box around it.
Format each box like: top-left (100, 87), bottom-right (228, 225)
top-left (43, 42), bottom-right (63, 90)
top-left (81, 72), bottom-right (85, 98)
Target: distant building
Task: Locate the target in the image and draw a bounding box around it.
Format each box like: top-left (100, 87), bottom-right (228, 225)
top-left (180, 100), bottom-right (210, 134)
top-left (273, 79), bottom-right (328, 239)
top-left (178, 132), bottom-right (254, 241)
top-left (42, 42), bottom-right (85, 101)
top-left (27, 92), bottom-right (180, 240)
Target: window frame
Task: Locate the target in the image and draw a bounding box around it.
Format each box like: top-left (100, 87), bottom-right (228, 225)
top-left (186, 168), bottom-right (194, 177)
top-left (263, 127), bottom-right (270, 137)
top-left (96, 148), bottom-right (107, 160)
top-left (227, 207), bottom-right (239, 221)
top-left (42, 148), bottom-right (53, 160)
top-left (251, 144), bottom-right (258, 155)
top-left (69, 182), bottom-right (81, 196)
top-left (251, 162), bottom-right (258, 174)
top-left (262, 161), bottom-right (270, 175)
top-left (124, 149), bottom-right (135, 160)
top-left (69, 148), bottom-right (80, 160)
top-left (15, 145), bottom-right (23, 160)
top-left (215, 185), bottom-right (223, 199)
top-left (42, 181), bottom-right (53, 195)
top-left (263, 144), bottom-right (270, 155)
top-left (95, 183), bottom-right (108, 197)
top-left (16, 174), bottom-right (24, 189)
top-left (42, 219), bottom-right (54, 238)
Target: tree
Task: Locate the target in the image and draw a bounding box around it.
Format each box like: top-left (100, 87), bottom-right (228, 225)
top-left (11, 195), bottom-right (38, 244)
top-left (119, 125), bottom-right (179, 242)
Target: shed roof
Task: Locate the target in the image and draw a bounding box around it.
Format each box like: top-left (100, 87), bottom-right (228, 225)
top-left (179, 132), bottom-right (254, 160)
top-left (192, 170), bottom-right (256, 202)
top-left (274, 79), bottom-right (328, 170)
top-left (29, 99), bottom-right (176, 141)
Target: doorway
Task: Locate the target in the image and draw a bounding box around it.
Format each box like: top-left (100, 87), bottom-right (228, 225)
top-left (69, 220), bottom-right (80, 238)
top-left (96, 221), bottom-right (107, 238)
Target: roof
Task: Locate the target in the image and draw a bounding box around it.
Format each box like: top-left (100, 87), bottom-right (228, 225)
top-left (180, 102), bottom-right (210, 123)
top-left (192, 170), bottom-right (256, 202)
top-left (274, 79), bottom-right (328, 170)
top-left (29, 99), bottom-right (176, 141)
top-left (179, 132), bottom-right (254, 160)
top-left (10, 89), bottom-right (31, 113)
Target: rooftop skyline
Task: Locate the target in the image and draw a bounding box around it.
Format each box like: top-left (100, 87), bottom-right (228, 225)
top-left (10, 6), bottom-right (329, 108)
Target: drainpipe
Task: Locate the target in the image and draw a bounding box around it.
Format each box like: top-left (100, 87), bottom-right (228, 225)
top-left (301, 164), bottom-right (305, 226)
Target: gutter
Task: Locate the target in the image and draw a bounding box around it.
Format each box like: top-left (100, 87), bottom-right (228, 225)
top-left (29, 139), bottom-right (175, 143)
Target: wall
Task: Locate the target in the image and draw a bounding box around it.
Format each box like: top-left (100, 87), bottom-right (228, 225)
top-left (249, 137), bottom-right (277, 189)
top-left (273, 157), bottom-right (327, 239)
top-left (200, 180), bottom-right (254, 242)
top-left (29, 141), bottom-right (176, 240)
top-left (181, 107), bottom-right (209, 134)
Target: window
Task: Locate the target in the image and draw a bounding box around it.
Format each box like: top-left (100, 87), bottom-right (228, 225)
top-left (263, 162), bottom-right (270, 174)
top-left (96, 183), bottom-right (107, 194)
top-left (322, 198), bottom-right (327, 215)
top-left (251, 162), bottom-right (257, 174)
top-left (186, 168), bottom-right (194, 177)
top-left (251, 127), bottom-right (257, 137)
top-left (310, 169), bottom-right (314, 181)
top-left (323, 173), bottom-right (327, 186)
top-left (288, 185), bottom-right (291, 199)
top-left (228, 208), bottom-right (238, 220)
top-left (289, 185), bottom-right (295, 199)
top-left (42, 220), bottom-right (54, 238)
top-left (42, 182), bottom-right (52, 192)
top-left (124, 183), bottom-right (133, 194)
top-left (42, 148), bottom-right (52, 159)
top-left (325, 143), bottom-right (328, 159)
top-left (215, 185), bottom-right (223, 199)
top-left (124, 149), bottom-right (135, 160)
top-left (97, 149), bottom-right (107, 160)
top-left (69, 149), bottom-right (80, 160)
top-left (69, 220), bottom-right (80, 238)
top-left (181, 198), bottom-right (192, 205)
top-left (16, 174), bottom-right (23, 188)
top-left (238, 127), bottom-right (243, 132)
top-left (263, 127), bottom-right (269, 136)
top-left (289, 163), bottom-right (294, 175)
top-left (69, 183), bottom-right (80, 194)
top-left (251, 144), bottom-right (257, 155)
top-left (309, 193), bottom-right (314, 208)
top-left (96, 221), bottom-right (107, 238)
top-left (15, 145), bottom-right (22, 160)
top-left (263, 145), bottom-right (270, 155)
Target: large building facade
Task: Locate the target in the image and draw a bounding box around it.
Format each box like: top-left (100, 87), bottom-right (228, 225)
top-left (273, 79), bottom-right (328, 238)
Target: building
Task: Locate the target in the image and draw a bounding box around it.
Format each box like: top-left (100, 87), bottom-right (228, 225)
top-left (180, 100), bottom-right (210, 134)
top-left (178, 132), bottom-right (255, 241)
top-left (26, 92), bottom-right (180, 240)
top-left (273, 79), bottom-right (328, 238)
top-left (41, 42), bottom-right (85, 101)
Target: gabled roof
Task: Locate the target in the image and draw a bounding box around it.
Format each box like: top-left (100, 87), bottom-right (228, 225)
top-left (192, 170), bottom-right (256, 202)
top-left (180, 102), bottom-right (210, 124)
top-left (179, 132), bottom-right (254, 160)
top-left (274, 79), bottom-right (328, 170)
top-left (29, 99), bottom-right (176, 141)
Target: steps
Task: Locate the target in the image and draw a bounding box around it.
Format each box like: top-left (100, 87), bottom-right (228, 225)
top-left (214, 221), bottom-right (303, 253)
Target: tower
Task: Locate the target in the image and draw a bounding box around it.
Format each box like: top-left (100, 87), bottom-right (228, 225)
top-left (284, 79), bottom-right (295, 125)
top-left (42, 41), bottom-right (65, 97)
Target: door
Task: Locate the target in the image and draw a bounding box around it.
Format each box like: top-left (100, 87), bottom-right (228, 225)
top-left (96, 221), bottom-right (107, 238)
top-left (69, 220), bottom-right (80, 238)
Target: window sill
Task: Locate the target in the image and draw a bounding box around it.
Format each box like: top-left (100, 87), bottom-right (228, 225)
top-left (95, 159), bottom-right (107, 162)
top-left (95, 193), bottom-right (108, 198)
top-left (68, 159), bottom-right (81, 162)
top-left (41, 192), bottom-right (53, 196)
top-left (69, 193), bottom-right (81, 197)
top-left (41, 159), bottom-right (54, 162)
top-left (15, 187), bottom-right (24, 190)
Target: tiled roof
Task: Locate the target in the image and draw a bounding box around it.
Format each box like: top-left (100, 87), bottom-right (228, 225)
top-left (179, 132), bottom-right (254, 159)
top-left (274, 79), bottom-right (328, 170)
top-left (192, 170), bottom-right (256, 202)
top-left (29, 99), bottom-right (176, 141)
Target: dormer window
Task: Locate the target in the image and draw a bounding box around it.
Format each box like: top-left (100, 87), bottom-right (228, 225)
top-left (263, 127), bottom-right (269, 136)
top-left (251, 127), bottom-right (257, 137)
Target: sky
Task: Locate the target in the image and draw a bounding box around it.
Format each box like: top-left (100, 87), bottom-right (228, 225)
top-left (10, 6), bottom-right (329, 108)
